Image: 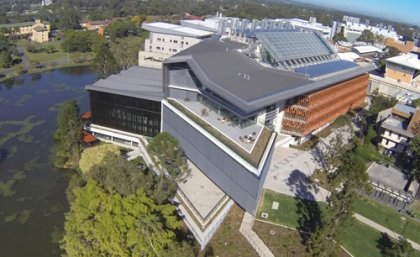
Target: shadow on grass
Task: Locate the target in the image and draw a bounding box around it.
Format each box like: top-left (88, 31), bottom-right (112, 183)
top-left (376, 232), bottom-right (393, 256)
top-left (286, 169), bottom-right (323, 248)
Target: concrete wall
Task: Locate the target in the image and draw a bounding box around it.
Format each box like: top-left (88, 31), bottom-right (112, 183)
top-left (162, 103), bottom-right (274, 213)
top-left (145, 32), bottom-right (201, 55)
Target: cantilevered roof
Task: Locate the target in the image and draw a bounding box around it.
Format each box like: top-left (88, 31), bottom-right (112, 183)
top-left (141, 22), bottom-right (213, 38)
top-left (85, 66), bottom-right (163, 102)
top-left (294, 60), bottom-right (359, 78)
top-left (256, 31), bottom-right (335, 62)
top-left (165, 40), bottom-right (375, 116)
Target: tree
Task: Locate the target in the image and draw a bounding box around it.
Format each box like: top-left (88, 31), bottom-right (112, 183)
top-left (110, 36), bottom-right (145, 70)
top-left (309, 153), bottom-right (369, 256)
top-left (105, 20), bottom-right (138, 42)
top-left (53, 100), bottom-right (82, 168)
top-left (61, 180), bottom-right (181, 257)
top-left (94, 45), bottom-right (119, 78)
top-left (358, 29), bottom-right (375, 44)
top-left (332, 30), bottom-right (347, 42)
top-left (381, 235), bottom-right (415, 257)
top-left (147, 132), bottom-right (190, 182)
top-left (0, 51), bottom-right (12, 68)
top-left (378, 46), bottom-right (401, 67)
top-left (412, 98), bottom-right (420, 108)
top-left (370, 89), bottom-right (398, 116)
top-left (409, 136), bottom-right (420, 180)
top-left (56, 8), bottom-right (81, 30)
top-left (61, 30), bottom-right (102, 53)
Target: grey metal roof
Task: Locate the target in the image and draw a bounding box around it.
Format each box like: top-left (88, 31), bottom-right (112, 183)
top-left (166, 40), bottom-right (376, 116)
top-left (394, 104), bottom-right (416, 116)
top-left (85, 66), bottom-right (163, 102)
top-left (256, 31), bottom-right (335, 62)
top-left (381, 118), bottom-right (414, 138)
top-left (368, 163), bottom-right (409, 193)
top-left (294, 60), bottom-right (359, 78)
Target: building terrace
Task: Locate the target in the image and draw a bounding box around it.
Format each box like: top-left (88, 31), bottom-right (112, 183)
top-left (167, 99), bottom-right (273, 169)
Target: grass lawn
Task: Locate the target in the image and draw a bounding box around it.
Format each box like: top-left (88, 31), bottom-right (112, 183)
top-left (410, 200), bottom-right (420, 219)
top-left (256, 189), bottom-right (420, 257)
top-left (198, 204), bottom-right (258, 257)
top-left (16, 39), bottom-right (94, 64)
top-left (254, 221), bottom-right (350, 257)
top-left (338, 220), bottom-right (420, 257)
top-left (256, 189), bottom-right (327, 229)
top-left (354, 196), bottom-right (420, 244)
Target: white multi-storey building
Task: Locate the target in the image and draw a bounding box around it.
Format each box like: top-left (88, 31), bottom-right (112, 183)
top-left (138, 22), bottom-right (213, 68)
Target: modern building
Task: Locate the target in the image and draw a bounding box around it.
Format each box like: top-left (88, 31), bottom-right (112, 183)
top-left (86, 66), bottom-right (164, 145)
top-left (138, 22), bottom-right (214, 68)
top-left (86, 30), bottom-right (375, 246)
top-left (377, 104), bottom-right (420, 155)
top-left (331, 16), bottom-right (398, 44)
top-left (369, 53), bottom-right (420, 100)
top-left (0, 19), bottom-right (50, 43)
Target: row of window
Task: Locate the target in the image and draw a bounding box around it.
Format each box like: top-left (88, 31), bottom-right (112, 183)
top-left (156, 37), bottom-right (189, 45)
top-left (89, 91), bottom-right (161, 137)
top-left (155, 46), bottom-right (177, 52)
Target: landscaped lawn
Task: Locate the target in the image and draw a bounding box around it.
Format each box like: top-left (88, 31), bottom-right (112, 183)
top-left (256, 189), bottom-right (420, 257)
top-left (339, 220), bottom-right (420, 257)
top-left (354, 196), bottom-right (420, 244)
top-left (256, 189), bottom-right (327, 229)
top-left (198, 204), bottom-right (258, 257)
top-left (254, 221), bottom-right (350, 257)
top-left (16, 39), bottom-right (94, 64)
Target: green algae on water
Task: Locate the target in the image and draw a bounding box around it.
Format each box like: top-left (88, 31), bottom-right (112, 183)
top-left (0, 116), bottom-right (45, 146)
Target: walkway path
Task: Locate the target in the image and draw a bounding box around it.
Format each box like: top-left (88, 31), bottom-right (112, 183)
top-left (239, 212), bottom-right (275, 257)
top-left (354, 213), bottom-right (420, 251)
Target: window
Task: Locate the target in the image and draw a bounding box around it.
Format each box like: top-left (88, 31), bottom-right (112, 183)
top-left (173, 40), bottom-right (178, 43)
top-left (156, 46), bottom-right (161, 50)
top-left (173, 49), bottom-right (177, 52)
top-left (157, 38), bottom-right (161, 41)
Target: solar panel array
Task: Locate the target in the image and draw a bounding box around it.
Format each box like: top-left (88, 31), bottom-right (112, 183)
top-left (256, 31), bottom-right (335, 63)
top-left (294, 60), bottom-right (358, 78)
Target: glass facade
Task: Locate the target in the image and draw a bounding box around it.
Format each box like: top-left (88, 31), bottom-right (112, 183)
top-left (89, 91), bottom-right (161, 137)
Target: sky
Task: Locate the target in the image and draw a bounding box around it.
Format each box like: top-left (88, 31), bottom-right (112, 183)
top-left (293, 0), bottom-right (420, 26)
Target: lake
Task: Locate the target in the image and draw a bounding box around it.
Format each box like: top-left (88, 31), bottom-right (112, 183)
top-left (0, 67), bottom-right (97, 257)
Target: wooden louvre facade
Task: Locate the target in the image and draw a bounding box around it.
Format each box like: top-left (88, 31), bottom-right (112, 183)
top-left (281, 74), bottom-right (369, 136)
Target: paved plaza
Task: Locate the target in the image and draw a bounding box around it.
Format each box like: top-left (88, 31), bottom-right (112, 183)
top-left (264, 146), bottom-right (330, 202)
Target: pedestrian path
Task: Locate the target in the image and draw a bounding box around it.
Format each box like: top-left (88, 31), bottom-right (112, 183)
top-left (239, 212), bottom-right (275, 257)
top-left (353, 213), bottom-right (420, 251)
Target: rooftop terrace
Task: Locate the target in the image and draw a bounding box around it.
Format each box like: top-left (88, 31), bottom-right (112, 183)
top-left (167, 99), bottom-right (274, 168)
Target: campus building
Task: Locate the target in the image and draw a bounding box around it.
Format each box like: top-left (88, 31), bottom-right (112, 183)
top-left (0, 19), bottom-right (50, 43)
top-left (138, 22), bottom-right (214, 68)
top-left (377, 104), bottom-right (420, 156)
top-left (86, 30), bottom-right (375, 247)
top-left (369, 53), bottom-right (420, 103)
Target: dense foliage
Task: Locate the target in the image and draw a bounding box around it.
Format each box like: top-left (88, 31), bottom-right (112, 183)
top-left (147, 132), bottom-right (190, 182)
top-left (358, 29), bottom-right (375, 44)
top-left (61, 30), bottom-right (103, 53)
top-left (62, 180), bottom-right (181, 257)
top-left (62, 144), bottom-right (193, 256)
top-left (53, 100), bottom-right (82, 168)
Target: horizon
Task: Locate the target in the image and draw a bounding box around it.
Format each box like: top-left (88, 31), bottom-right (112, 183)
top-left (291, 0), bottom-right (420, 27)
